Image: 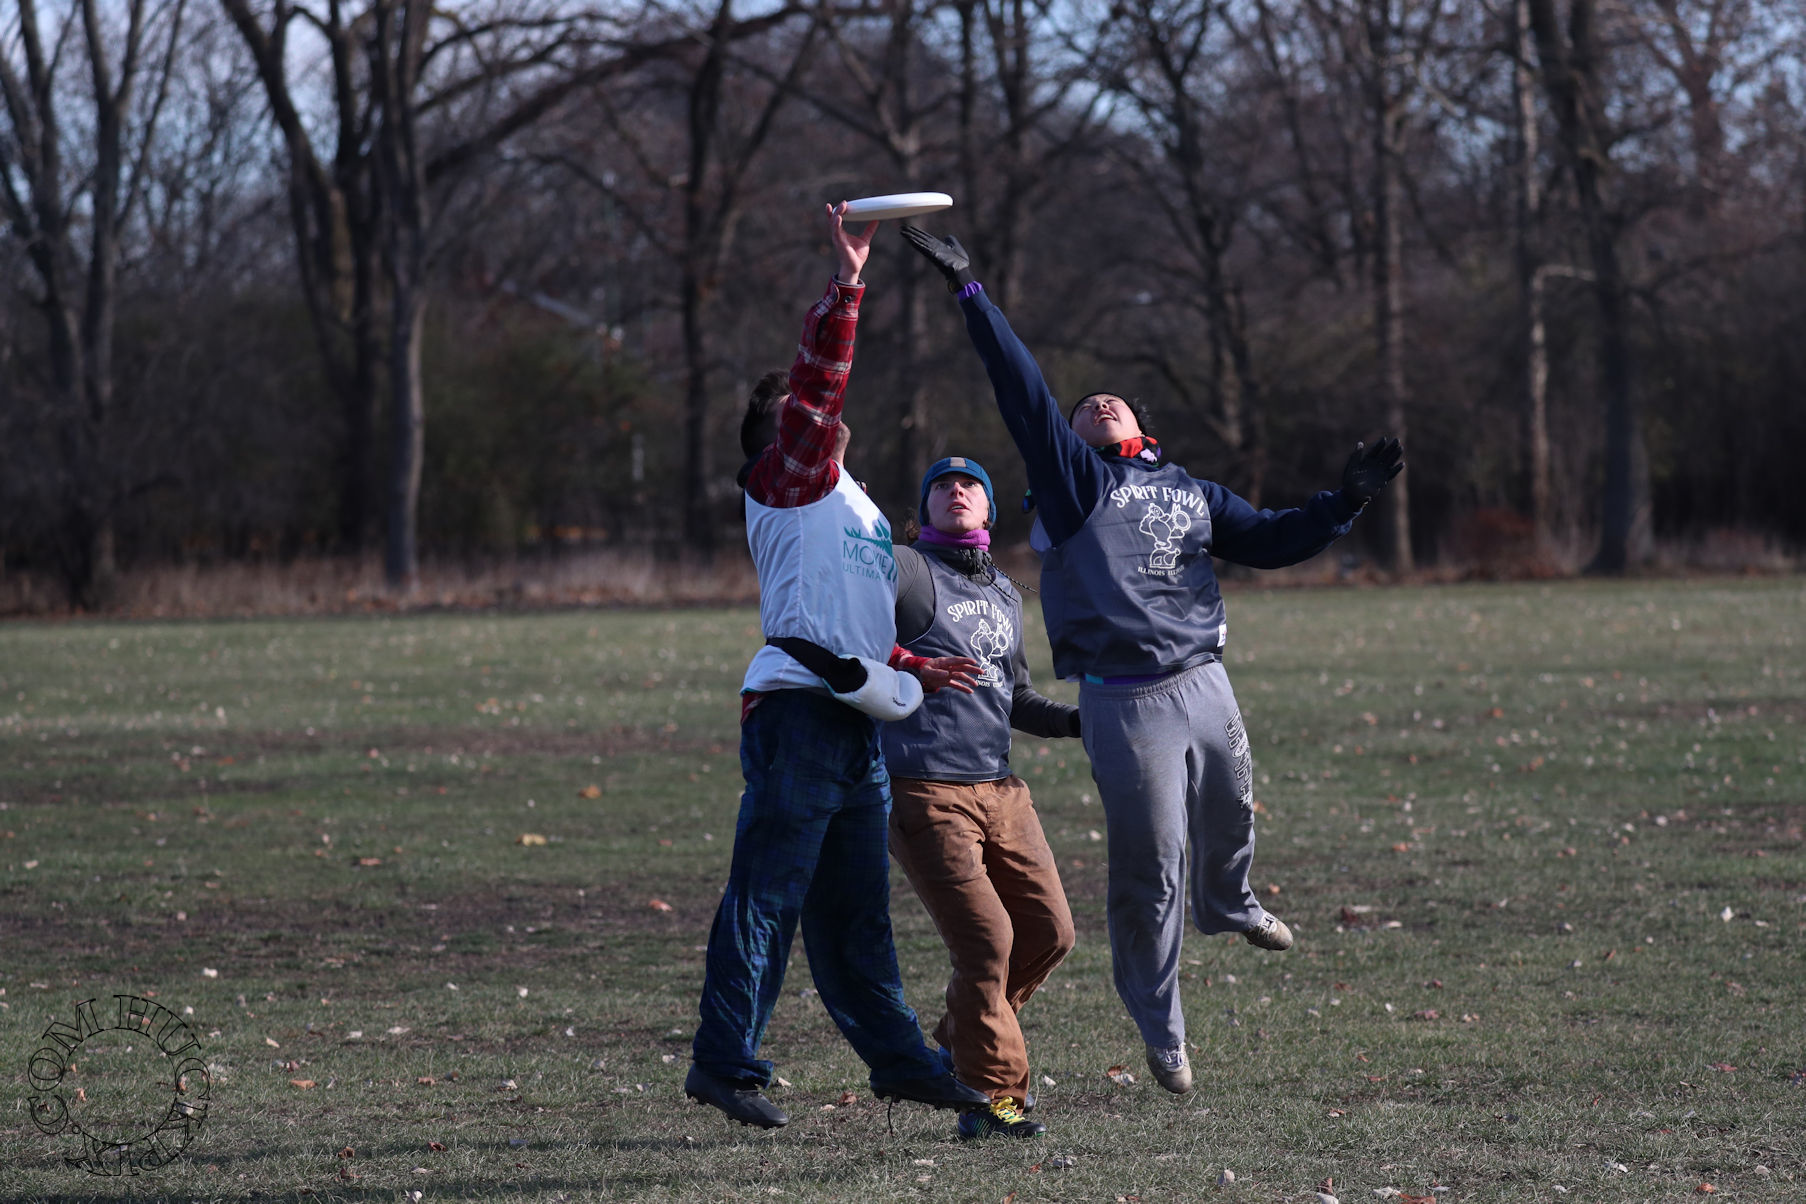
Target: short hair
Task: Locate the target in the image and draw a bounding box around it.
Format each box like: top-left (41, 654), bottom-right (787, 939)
top-left (740, 370), bottom-right (791, 459)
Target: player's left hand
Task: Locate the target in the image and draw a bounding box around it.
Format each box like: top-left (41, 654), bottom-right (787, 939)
top-left (1342, 437), bottom-right (1404, 508)
top-left (911, 655), bottom-right (982, 695)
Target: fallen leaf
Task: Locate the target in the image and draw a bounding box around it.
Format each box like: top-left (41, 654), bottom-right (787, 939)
top-left (516, 833), bottom-right (548, 846)
top-left (837, 1090), bottom-right (858, 1105)
top-left (1709, 1062), bottom-right (1736, 1072)
top-left (578, 785), bottom-right (602, 799)
top-left (354, 856), bottom-right (382, 866)
top-left (648, 899), bottom-right (673, 912)
top-left (1696, 1185), bottom-right (1716, 1195)
top-left (290, 1079), bottom-right (316, 1089)
top-left (417, 1076), bottom-right (435, 1085)
top-left (427, 1141), bottom-right (446, 1152)
top-left (336, 1147), bottom-right (354, 1159)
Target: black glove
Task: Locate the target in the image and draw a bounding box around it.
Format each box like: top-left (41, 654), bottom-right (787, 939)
top-left (900, 225), bottom-right (975, 293)
top-left (1342, 437), bottom-right (1404, 509)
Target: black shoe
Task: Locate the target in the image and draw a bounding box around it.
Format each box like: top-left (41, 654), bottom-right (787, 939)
top-left (938, 1043), bottom-right (1035, 1112)
top-left (872, 1070), bottom-right (990, 1111)
top-left (957, 1098), bottom-right (1046, 1140)
top-left (684, 1064), bottom-right (789, 1129)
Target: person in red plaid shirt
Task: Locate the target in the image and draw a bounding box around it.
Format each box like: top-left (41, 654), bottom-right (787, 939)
top-left (686, 203), bottom-right (988, 1130)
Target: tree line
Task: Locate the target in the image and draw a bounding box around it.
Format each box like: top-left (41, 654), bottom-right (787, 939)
top-left (3, 0), bottom-right (1802, 607)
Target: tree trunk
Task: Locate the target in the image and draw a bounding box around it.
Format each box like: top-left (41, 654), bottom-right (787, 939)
top-left (1526, 0), bottom-right (1649, 573)
top-left (1511, 0), bottom-right (1552, 549)
top-left (895, 260), bottom-right (931, 500)
top-left (370, 0), bottom-right (433, 589)
top-left (1368, 0), bottom-right (1413, 571)
top-left (680, 263), bottom-right (716, 550)
top-left (384, 288), bottom-right (426, 589)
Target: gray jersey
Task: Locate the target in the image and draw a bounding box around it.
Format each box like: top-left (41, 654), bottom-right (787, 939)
top-left (882, 545), bottom-right (1077, 781)
top-left (1040, 461), bottom-right (1227, 680)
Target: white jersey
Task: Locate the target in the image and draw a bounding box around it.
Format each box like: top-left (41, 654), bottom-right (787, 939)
top-left (742, 469), bottom-right (898, 694)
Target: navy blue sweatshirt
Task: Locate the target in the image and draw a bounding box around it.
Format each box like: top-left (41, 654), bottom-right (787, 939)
top-left (959, 288), bottom-right (1359, 560)
top-left (958, 287), bottom-right (1360, 678)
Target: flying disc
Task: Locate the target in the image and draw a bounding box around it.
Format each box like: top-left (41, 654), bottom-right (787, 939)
top-left (839, 192), bottom-right (953, 222)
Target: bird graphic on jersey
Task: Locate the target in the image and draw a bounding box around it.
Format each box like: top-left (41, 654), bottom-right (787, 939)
top-left (967, 616), bottom-right (1013, 688)
top-left (1138, 503), bottom-right (1192, 571)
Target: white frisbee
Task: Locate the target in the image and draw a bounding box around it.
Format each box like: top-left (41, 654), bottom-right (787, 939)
top-left (839, 192), bottom-right (953, 222)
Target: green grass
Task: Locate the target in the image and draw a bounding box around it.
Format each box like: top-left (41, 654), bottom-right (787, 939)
top-left (1, 578), bottom-right (1803, 1202)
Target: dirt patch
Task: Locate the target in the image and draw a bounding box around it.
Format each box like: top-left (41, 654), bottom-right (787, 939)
top-left (2, 723), bottom-right (735, 807)
top-left (0, 872), bottom-right (723, 985)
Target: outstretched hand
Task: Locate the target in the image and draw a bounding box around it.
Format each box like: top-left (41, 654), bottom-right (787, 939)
top-left (909, 655), bottom-right (982, 695)
top-left (827, 202), bottom-right (879, 285)
top-left (1342, 437), bottom-right (1405, 508)
top-left (900, 224), bottom-right (975, 293)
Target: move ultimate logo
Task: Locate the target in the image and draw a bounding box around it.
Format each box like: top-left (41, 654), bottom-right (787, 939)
top-left (842, 520), bottom-right (897, 583)
top-left (28, 995), bottom-right (211, 1176)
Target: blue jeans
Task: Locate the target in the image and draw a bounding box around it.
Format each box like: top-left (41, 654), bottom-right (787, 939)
top-left (692, 689), bottom-right (941, 1088)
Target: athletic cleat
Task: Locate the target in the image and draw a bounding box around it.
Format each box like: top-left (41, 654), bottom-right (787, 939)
top-left (957, 1097), bottom-right (1046, 1140)
top-left (1245, 913), bottom-right (1294, 951)
top-left (684, 1064), bottom-right (789, 1129)
top-left (1145, 1043), bottom-right (1193, 1095)
top-left (872, 1070), bottom-right (990, 1111)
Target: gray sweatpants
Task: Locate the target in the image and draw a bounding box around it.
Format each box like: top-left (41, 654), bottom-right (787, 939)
top-left (1079, 660), bottom-right (1266, 1050)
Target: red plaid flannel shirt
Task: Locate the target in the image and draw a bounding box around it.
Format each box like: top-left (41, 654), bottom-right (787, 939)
top-left (743, 277), bottom-right (862, 508)
top-left (739, 276), bottom-right (924, 720)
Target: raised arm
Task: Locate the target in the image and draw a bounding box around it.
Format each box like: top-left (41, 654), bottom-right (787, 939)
top-left (744, 203), bottom-right (878, 508)
top-left (901, 225), bottom-right (1106, 546)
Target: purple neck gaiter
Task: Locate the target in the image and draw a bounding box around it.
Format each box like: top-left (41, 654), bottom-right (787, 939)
top-left (918, 524), bottom-right (991, 550)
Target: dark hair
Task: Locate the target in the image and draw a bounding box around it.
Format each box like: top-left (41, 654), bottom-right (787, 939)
top-left (1068, 391), bottom-right (1155, 436)
top-left (740, 369), bottom-right (791, 458)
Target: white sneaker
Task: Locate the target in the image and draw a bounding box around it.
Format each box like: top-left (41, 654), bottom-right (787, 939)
top-left (1145, 1043), bottom-right (1193, 1094)
top-left (1245, 913), bottom-right (1293, 951)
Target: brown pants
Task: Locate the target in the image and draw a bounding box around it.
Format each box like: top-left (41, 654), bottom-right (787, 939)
top-left (888, 775), bottom-right (1075, 1103)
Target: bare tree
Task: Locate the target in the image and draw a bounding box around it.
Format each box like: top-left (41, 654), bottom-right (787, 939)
top-left (553, 2), bottom-right (814, 550)
top-left (1294, 0), bottom-right (1444, 569)
top-left (1525, 0), bottom-right (1649, 573)
top-left (1503, 0), bottom-right (1553, 548)
top-left (1096, 0), bottom-right (1273, 502)
top-left (221, 0), bottom-right (746, 585)
top-left (0, 0), bottom-right (189, 605)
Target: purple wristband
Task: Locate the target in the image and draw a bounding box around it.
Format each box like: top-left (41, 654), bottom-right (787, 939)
top-left (957, 280), bottom-right (985, 300)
